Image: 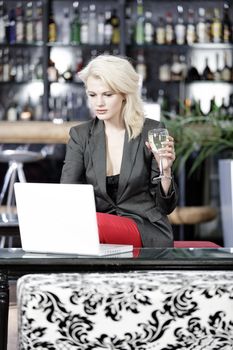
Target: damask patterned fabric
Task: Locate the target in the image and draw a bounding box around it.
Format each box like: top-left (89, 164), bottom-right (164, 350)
top-left (17, 271), bottom-right (233, 349)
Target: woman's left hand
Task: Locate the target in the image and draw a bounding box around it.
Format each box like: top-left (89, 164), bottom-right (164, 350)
top-left (145, 135), bottom-right (176, 172)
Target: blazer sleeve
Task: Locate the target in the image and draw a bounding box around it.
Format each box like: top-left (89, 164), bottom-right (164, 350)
top-left (60, 126), bottom-right (86, 184)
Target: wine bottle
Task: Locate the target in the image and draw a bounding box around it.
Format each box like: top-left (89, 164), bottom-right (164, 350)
top-left (196, 7), bottom-right (207, 43)
top-left (15, 1), bottom-right (24, 43)
top-left (71, 2), bottom-right (81, 44)
top-left (174, 5), bottom-right (186, 45)
top-left (222, 2), bottom-right (232, 43)
top-left (156, 17), bottom-right (165, 45)
top-left (134, 0), bottom-right (144, 45)
top-left (165, 12), bottom-right (174, 45)
top-left (25, 2), bottom-right (34, 43)
top-left (88, 4), bottom-right (97, 44)
top-left (211, 8), bottom-right (222, 43)
top-left (104, 10), bottom-right (113, 45)
top-left (111, 9), bottom-right (120, 45)
top-left (0, 1), bottom-right (6, 43)
top-left (144, 11), bottom-right (154, 44)
top-left (80, 6), bottom-right (88, 44)
top-left (186, 8), bottom-right (196, 45)
top-left (221, 51), bottom-right (232, 82)
top-left (62, 7), bottom-right (70, 44)
top-left (202, 57), bottom-right (214, 80)
top-left (213, 53), bottom-right (221, 81)
top-left (35, 1), bottom-right (43, 43)
top-left (48, 7), bottom-right (57, 42)
top-left (186, 56), bottom-right (201, 82)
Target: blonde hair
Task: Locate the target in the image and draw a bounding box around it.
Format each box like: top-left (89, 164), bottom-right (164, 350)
top-left (78, 55), bottom-right (145, 140)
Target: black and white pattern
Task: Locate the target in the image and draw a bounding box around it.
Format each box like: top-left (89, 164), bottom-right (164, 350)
top-left (17, 271), bottom-right (233, 349)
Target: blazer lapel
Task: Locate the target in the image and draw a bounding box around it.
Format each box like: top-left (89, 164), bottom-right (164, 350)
top-left (89, 120), bottom-right (107, 198)
top-left (117, 131), bottom-right (141, 200)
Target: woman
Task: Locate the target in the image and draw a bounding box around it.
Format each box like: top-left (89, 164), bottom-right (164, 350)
top-left (61, 54), bottom-right (178, 247)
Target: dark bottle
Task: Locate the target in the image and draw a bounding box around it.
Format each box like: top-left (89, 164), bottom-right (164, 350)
top-left (111, 9), bottom-right (120, 45)
top-left (48, 8), bottom-right (57, 42)
top-left (208, 96), bottom-right (220, 117)
top-left (221, 51), bottom-right (231, 82)
top-left (202, 57), bottom-right (214, 80)
top-left (222, 2), bottom-right (232, 43)
top-left (125, 6), bottom-right (133, 45)
top-left (186, 56), bottom-right (201, 82)
top-left (6, 9), bottom-right (16, 44)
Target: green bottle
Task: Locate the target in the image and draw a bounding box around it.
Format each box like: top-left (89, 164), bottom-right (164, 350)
top-left (71, 2), bottom-right (80, 44)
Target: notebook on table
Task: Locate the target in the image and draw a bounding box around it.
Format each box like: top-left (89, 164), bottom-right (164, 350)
top-left (14, 182), bottom-right (133, 256)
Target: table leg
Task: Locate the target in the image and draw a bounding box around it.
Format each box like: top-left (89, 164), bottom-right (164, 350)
top-left (0, 272), bottom-right (9, 350)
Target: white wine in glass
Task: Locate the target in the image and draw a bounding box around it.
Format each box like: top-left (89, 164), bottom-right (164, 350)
top-left (148, 128), bottom-right (169, 181)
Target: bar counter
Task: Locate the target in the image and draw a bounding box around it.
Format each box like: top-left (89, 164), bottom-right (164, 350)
top-left (0, 121), bottom-right (82, 144)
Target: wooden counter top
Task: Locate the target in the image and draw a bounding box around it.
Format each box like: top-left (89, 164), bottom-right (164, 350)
top-left (0, 121), bottom-right (83, 144)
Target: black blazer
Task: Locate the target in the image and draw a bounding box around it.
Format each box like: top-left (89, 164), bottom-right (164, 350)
top-left (61, 118), bottom-right (179, 247)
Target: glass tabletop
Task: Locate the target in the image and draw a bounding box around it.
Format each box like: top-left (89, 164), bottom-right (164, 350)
top-left (0, 247), bottom-right (233, 260)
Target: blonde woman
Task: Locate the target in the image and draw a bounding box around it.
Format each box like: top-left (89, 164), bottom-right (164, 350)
top-left (61, 55), bottom-right (178, 247)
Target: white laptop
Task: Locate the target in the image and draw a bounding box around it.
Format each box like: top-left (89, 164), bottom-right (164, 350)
top-left (14, 182), bottom-right (133, 256)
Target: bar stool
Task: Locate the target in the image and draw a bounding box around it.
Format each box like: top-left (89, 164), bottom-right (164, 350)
top-left (0, 148), bottom-right (45, 248)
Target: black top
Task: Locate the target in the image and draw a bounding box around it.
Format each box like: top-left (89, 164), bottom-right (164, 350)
top-left (106, 174), bottom-right (120, 203)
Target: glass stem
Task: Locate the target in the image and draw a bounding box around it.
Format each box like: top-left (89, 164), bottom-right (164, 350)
top-left (159, 157), bottom-right (164, 177)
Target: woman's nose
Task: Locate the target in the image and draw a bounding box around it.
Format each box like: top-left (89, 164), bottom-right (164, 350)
top-left (96, 95), bottom-right (104, 106)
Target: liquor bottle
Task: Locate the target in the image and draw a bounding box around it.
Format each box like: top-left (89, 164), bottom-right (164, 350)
top-left (0, 1), bottom-right (6, 43)
top-left (186, 8), bottom-right (196, 45)
top-left (134, 0), bottom-right (144, 45)
top-left (62, 65), bottom-right (73, 82)
top-left (186, 56), bottom-right (200, 82)
top-left (62, 8), bottom-right (70, 44)
top-left (7, 9), bottom-right (16, 44)
top-left (202, 57), bottom-right (214, 80)
top-left (174, 5), bottom-right (186, 45)
top-left (104, 10), bottom-right (113, 45)
top-left (73, 48), bottom-right (83, 82)
top-left (156, 16), bottom-right (165, 45)
top-left (34, 95), bottom-right (43, 120)
top-left (47, 58), bottom-right (58, 82)
top-left (48, 8), bottom-right (57, 42)
top-left (144, 10), bottom-right (154, 44)
top-left (35, 56), bottom-right (43, 80)
top-left (6, 100), bottom-right (19, 121)
top-left (211, 8), bottom-right (222, 43)
top-left (2, 48), bottom-right (10, 82)
top-left (208, 96), bottom-right (220, 118)
top-left (135, 49), bottom-right (147, 84)
top-left (35, 1), bottom-right (43, 43)
top-left (221, 51), bottom-right (232, 82)
top-left (111, 9), bottom-right (120, 45)
top-left (25, 2), bottom-right (34, 43)
top-left (80, 5), bottom-right (88, 44)
top-left (19, 96), bottom-right (34, 121)
top-left (125, 6), bottom-right (133, 45)
top-left (196, 7), bottom-right (207, 43)
top-left (88, 4), bottom-right (97, 44)
top-left (213, 53), bottom-right (221, 81)
top-left (222, 2), bottom-right (232, 43)
top-left (97, 12), bottom-right (105, 44)
top-left (219, 97), bottom-right (228, 119)
top-left (15, 49), bottom-right (24, 82)
top-left (71, 2), bottom-right (81, 44)
top-left (165, 12), bottom-right (174, 45)
top-left (170, 54), bottom-right (183, 81)
top-left (158, 60), bottom-right (171, 82)
top-left (15, 2), bottom-right (24, 43)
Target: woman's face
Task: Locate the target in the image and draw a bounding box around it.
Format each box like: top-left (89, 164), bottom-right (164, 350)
top-left (86, 76), bottom-right (125, 123)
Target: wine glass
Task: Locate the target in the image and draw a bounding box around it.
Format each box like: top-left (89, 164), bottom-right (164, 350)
top-left (148, 128), bottom-right (169, 181)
